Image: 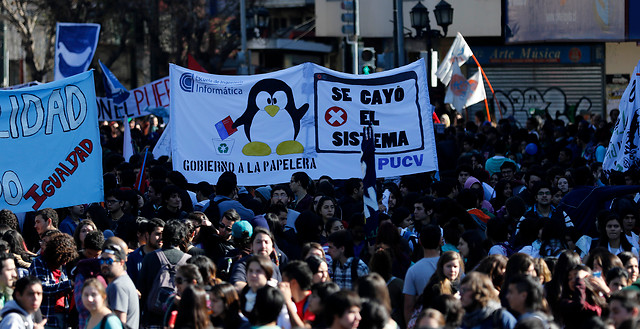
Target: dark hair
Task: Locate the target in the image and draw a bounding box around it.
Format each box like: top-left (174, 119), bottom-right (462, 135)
top-left (327, 230), bottom-right (354, 258)
top-left (251, 286), bottom-right (285, 326)
top-left (431, 294), bottom-right (464, 328)
top-left (325, 290), bottom-right (361, 324)
top-left (0, 210), bottom-right (18, 231)
top-left (174, 285), bottom-right (211, 329)
top-left (419, 225), bottom-right (442, 250)
top-left (292, 172), bottom-right (311, 190)
top-left (609, 290), bottom-right (640, 313)
top-left (161, 185), bottom-right (183, 204)
top-left (282, 260), bottom-right (313, 291)
top-left (0, 253), bottom-right (15, 271)
top-left (356, 273), bottom-right (392, 314)
top-left (305, 255), bottom-right (327, 276)
top-left (85, 205), bottom-right (110, 232)
top-left (188, 255), bottom-right (218, 286)
top-left (42, 232), bottom-right (78, 269)
top-left (358, 299), bottom-right (389, 329)
top-left (271, 184), bottom-right (293, 200)
top-left (216, 171), bottom-right (237, 197)
top-left (138, 217), bottom-right (165, 235)
top-left (460, 230), bottom-right (487, 270)
top-left (83, 230), bottom-right (105, 251)
top-left (500, 253), bottom-right (535, 298)
top-left (246, 255), bottom-right (274, 280)
top-left (508, 274), bottom-right (545, 312)
top-left (73, 219), bottom-right (98, 249)
top-left (195, 181), bottom-right (214, 197)
top-left (209, 282), bottom-right (243, 327)
top-left (2, 230), bottom-right (30, 261)
top-left (13, 276), bottom-right (42, 298)
top-left (606, 267), bottom-right (629, 286)
top-left (177, 264), bottom-right (204, 286)
top-left (343, 178), bottom-right (362, 196)
top-left (390, 207), bottom-right (411, 227)
top-left (163, 219), bottom-right (188, 248)
top-left (36, 208), bottom-right (59, 228)
top-left (474, 254), bottom-right (508, 291)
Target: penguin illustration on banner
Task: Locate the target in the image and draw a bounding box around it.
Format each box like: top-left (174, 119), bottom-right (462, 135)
top-left (232, 79), bottom-right (309, 156)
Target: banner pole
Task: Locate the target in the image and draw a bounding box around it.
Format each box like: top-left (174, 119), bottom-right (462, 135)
top-left (471, 54), bottom-right (502, 120)
top-left (137, 148), bottom-right (149, 191)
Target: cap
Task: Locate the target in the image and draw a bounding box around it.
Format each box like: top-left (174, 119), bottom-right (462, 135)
top-left (102, 243), bottom-right (127, 261)
top-left (232, 220), bottom-right (253, 239)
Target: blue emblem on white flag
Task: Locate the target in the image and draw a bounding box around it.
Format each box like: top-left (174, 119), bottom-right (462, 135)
top-left (54, 23), bottom-right (101, 80)
top-left (99, 60), bottom-right (130, 103)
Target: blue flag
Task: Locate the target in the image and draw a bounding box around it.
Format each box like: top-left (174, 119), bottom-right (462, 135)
top-left (361, 125), bottom-right (379, 242)
top-left (99, 60), bottom-right (130, 104)
top-left (55, 23), bottom-right (101, 80)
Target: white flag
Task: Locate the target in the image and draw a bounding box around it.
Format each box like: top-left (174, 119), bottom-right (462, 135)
top-left (444, 60), bottom-right (468, 110)
top-left (603, 60), bottom-right (640, 175)
top-left (436, 32), bottom-right (473, 85)
top-left (123, 119), bottom-right (134, 162)
top-left (465, 70), bottom-right (486, 108)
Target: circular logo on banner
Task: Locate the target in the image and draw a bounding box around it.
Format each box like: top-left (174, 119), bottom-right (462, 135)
top-left (569, 48), bottom-right (582, 63)
top-left (450, 74), bottom-right (469, 96)
top-left (325, 107), bottom-right (347, 127)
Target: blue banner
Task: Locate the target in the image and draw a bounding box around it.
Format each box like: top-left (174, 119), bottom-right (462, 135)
top-left (472, 45), bottom-right (604, 65)
top-left (0, 71), bottom-right (103, 212)
top-left (55, 23), bottom-right (101, 81)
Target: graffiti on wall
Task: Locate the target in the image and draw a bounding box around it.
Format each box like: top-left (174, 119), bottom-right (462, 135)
top-left (490, 87), bottom-right (593, 125)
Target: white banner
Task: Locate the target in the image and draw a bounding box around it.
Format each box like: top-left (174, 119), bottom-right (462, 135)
top-left (96, 76), bottom-right (170, 121)
top-left (170, 60), bottom-right (438, 185)
top-left (604, 60), bottom-right (640, 175)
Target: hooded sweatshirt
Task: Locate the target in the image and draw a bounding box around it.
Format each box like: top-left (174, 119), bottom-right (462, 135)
top-left (0, 300), bottom-right (33, 329)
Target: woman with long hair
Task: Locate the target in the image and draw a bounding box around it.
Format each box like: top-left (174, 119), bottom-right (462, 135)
top-left (499, 253), bottom-right (536, 307)
top-left (315, 196), bottom-right (339, 225)
top-left (544, 250), bottom-right (581, 319)
top-left (576, 210), bottom-right (638, 259)
top-left (490, 179), bottom-right (513, 210)
top-left (618, 251), bottom-right (639, 284)
top-left (474, 254), bottom-right (508, 293)
top-left (174, 285), bottom-right (213, 329)
top-left (73, 220), bottom-right (99, 251)
top-left (457, 230), bottom-right (487, 271)
top-left (82, 278), bottom-right (123, 329)
top-left (208, 282), bottom-right (251, 329)
top-left (2, 230), bottom-right (36, 274)
top-left (356, 273), bottom-right (396, 328)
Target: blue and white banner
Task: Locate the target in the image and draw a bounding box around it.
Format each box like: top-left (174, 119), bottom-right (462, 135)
top-left (604, 60), bottom-right (640, 176)
top-left (96, 76), bottom-right (170, 121)
top-left (0, 71), bottom-right (103, 212)
top-left (54, 23), bottom-right (100, 81)
top-left (170, 60), bottom-right (438, 185)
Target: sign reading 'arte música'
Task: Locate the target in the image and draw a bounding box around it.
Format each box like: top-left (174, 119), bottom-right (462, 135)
top-left (170, 60), bottom-right (438, 185)
top-left (0, 71), bottom-right (103, 212)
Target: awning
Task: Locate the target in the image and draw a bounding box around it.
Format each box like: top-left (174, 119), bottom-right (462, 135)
top-left (247, 38), bottom-right (333, 53)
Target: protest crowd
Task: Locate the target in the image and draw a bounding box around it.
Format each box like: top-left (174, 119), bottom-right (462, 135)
top-left (0, 108), bottom-right (640, 329)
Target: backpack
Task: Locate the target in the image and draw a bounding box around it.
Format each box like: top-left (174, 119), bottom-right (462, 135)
top-left (100, 313), bottom-right (133, 329)
top-left (146, 250), bottom-right (191, 315)
top-left (203, 197), bottom-right (225, 222)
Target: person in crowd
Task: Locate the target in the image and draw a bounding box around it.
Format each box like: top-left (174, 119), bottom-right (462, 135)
top-left (458, 229), bottom-right (487, 271)
top-left (205, 171), bottom-right (254, 221)
top-left (326, 230), bottom-right (368, 290)
top-left (3, 230), bottom-right (36, 276)
top-left (618, 251), bottom-right (639, 284)
top-left (290, 172), bottom-right (314, 212)
top-left (339, 178), bottom-right (364, 222)
top-left (81, 278), bottom-right (123, 329)
top-left (0, 276), bottom-right (46, 329)
top-left (73, 220), bottom-right (99, 252)
top-left (173, 285), bottom-right (213, 329)
top-left (459, 272), bottom-right (517, 329)
top-left (606, 266), bottom-right (630, 293)
top-left (608, 290), bottom-right (640, 329)
top-left (0, 252), bottom-right (17, 308)
top-left (304, 255), bottom-right (329, 284)
top-left (126, 217), bottom-right (164, 286)
top-left (28, 231), bottom-right (77, 329)
top-left (101, 238), bottom-right (139, 329)
top-left (403, 224), bottom-right (442, 323)
top-left (356, 273), bottom-right (397, 328)
top-left (229, 227), bottom-right (286, 290)
top-left (249, 286), bottom-right (285, 329)
top-left (208, 282), bottom-right (251, 329)
top-left (280, 260), bottom-right (314, 326)
top-left (576, 210), bottom-right (639, 259)
top-left (188, 255), bottom-right (221, 286)
top-left (154, 184), bottom-right (188, 221)
top-left (325, 290), bottom-right (361, 329)
top-left (505, 274), bottom-right (552, 323)
top-left (59, 205), bottom-right (85, 237)
top-left (33, 209), bottom-right (58, 239)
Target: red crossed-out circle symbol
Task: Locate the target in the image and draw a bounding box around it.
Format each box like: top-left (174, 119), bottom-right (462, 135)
top-left (325, 107), bottom-right (347, 127)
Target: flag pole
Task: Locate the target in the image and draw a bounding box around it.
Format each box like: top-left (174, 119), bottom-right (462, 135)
top-left (471, 54), bottom-right (502, 120)
top-left (137, 148), bottom-right (149, 191)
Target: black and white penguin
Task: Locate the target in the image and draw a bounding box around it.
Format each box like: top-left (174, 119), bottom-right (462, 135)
top-left (233, 78), bottom-right (309, 156)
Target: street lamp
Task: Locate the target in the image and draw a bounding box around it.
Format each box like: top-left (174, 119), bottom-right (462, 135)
top-left (410, 0), bottom-right (453, 90)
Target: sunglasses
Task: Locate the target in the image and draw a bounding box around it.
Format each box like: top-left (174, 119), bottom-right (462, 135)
top-left (99, 258), bottom-right (115, 265)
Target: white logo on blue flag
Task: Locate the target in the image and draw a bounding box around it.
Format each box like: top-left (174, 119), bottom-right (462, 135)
top-left (99, 60), bottom-right (130, 103)
top-left (54, 23), bottom-right (101, 81)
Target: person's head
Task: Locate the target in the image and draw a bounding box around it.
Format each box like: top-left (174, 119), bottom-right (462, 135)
top-left (618, 252), bottom-right (639, 284)
top-left (251, 286), bottom-right (285, 326)
top-left (316, 196), bottom-right (337, 221)
top-left (175, 285), bottom-right (211, 329)
top-left (325, 290), bottom-right (362, 329)
top-left (458, 230), bottom-right (486, 270)
top-left (100, 237), bottom-right (128, 279)
top-left (435, 251), bottom-right (464, 283)
top-left (431, 294), bottom-right (464, 328)
top-left (148, 180), bottom-right (168, 205)
top-left (606, 267), bottom-right (630, 293)
top-left (474, 254), bottom-right (508, 291)
top-left (246, 255), bottom-right (273, 291)
top-left (82, 231), bottom-right (105, 259)
top-left (305, 255), bottom-right (329, 284)
top-left (282, 260), bottom-right (313, 293)
top-left (459, 272), bottom-right (498, 311)
top-left (270, 184), bottom-right (293, 206)
top-left (420, 224), bottom-right (443, 251)
top-left (220, 209), bottom-right (240, 240)
top-left (139, 217), bottom-right (165, 249)
top-left (13, 276), bottom-right (43, 314)
top-left (609, 290), bottom-right (640, 328)
top-left (34, 208), bottom-right (58, 235)
top-left (413, 197), bottom-right (434, 223)
top-left (42, 231), bottom-right (78, 269)
top-left (188, 255), bottom-right (218, 286)
top-left (0, 253), bottom-right (17, 289)
top-left (250, 227), bottom-right (275, 257)
top-left (290, 171), bottom-right (311, 194)
top-left (456, 164), bottom-right (473, 186)
top-left (390, 207), bottom-right (413, 229)
top-left (208, 282), bottom-right (241, 319)
top-left (0, 210), bottom-right (18, 231)
top-left (216, 171), bottom-right (237, 197)
top-left (81, 277), bottom-right (107, 313)
top-left (327, 230), bottom-right (354, 261)
top-left (415, 308), bottom-right (445, 329)
top-left (505, 274), bottom-right (544, 315)
top-left (324, 218), bottom-right (345, 236)
top-left (532, 182), bottom-right (552, 207)
top-left (163, 219), bottom-right (188, 248)
top-left (161, 185), bottom-right (183, 210)
top-left (597, 211), bottom-right (626, 245)
top-left (301, 242), bottom-right (326, 260)
top-left (358, 299), bottom-right (389, 329)
top-left (500, 161), bottom-right (517, 181)
top-left (355, 273), bottom-right (392, 314)
top-left (344, 178), bottom-right (364, 200)
top-left (176, 264), bottom-right (203, 296)
top-left (73, 219), bottom-right (98, 249)
top-left (105, 189), bottom-right (125, 214)
top-left (309, 282), bottom-right (341, 316)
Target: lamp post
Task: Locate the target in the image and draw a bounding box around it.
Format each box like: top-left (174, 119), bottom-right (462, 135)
top-left (410, 0), bottom-right (453, 92)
